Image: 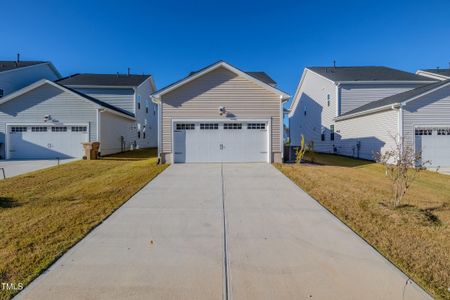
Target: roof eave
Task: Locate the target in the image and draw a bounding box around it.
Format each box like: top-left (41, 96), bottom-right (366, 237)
top-left (335, 104), bottom-right (400, 121)
top-left (152, 61), bottom-right (290, 100)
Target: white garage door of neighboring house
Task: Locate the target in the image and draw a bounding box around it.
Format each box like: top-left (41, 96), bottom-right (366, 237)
top-left (7, 125), bottom-right (89, 159)
top-left (173, 121), bottom-right (269, 163)
top-left (415, 127), bottom-right (450, 168)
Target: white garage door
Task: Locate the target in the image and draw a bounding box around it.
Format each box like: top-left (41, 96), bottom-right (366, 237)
top-left (415, 127), bottom-right (450, 168)
top-left (8, 125), bottom-right (89, 159)
top-left (173, 121), bottom-right (268, 163)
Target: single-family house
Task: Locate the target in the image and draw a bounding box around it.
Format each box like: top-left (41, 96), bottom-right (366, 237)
top-left (151, 61), bottom-right (290, 163)
top-left (288, 66), bottom-right (447, 163)
top-left (0, 57), bottom-right (61, 98)
top-left (0, 73), bottom-right (157, 159)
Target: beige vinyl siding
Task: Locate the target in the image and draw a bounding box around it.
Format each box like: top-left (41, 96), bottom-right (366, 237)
top-left (335, 109), bottom-right (399, 160)
top-left (160, 67), bottom-right (282, 159)
top-left (402, 84), bottom-right (450, 149)
top-left (339, 84), bottom-right (423, 114)
top-left (73, 87), bottom-right (135, 113)
top-left (289, 69), bottom-right (337, 153)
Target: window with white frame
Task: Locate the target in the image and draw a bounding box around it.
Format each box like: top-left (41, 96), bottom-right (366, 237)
top-left (145, 100), bottom-right (149, 114)
top-left (437, 128), bottom-right (450, 135)
top-left (200, 123), bottom-right (219, 130)
top-left (247, 123), bottom-right (265, 130)
top-left (224, 123), bottom-right (242, 130)
top-left (327, 94), bottom-right (331, 107)
top-left (71, 126), bottom-right (87, 132)
top-left (11, 126), bottom-right (27, 133)
top-left (31, 126), bottom-right (48, 132)
top-left (176, 123), bottom-right (195, 130)
top-left (52, 126), bottom-right (67, 132)
top-left (415, 128), bottom-right (433, 136)
top-left (137, 95), bottom-right (141, 110)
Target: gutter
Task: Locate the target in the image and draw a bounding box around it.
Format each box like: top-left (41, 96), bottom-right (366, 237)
top-left (335, 103), bottom-right (400, 121)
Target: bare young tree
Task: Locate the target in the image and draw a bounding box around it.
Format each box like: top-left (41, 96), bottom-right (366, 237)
top-left (375, 136), bottom-right (428, 208)
top-left (295, 134), bottom-right (307, 164)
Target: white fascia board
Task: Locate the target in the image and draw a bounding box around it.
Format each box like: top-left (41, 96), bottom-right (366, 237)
top-left (336, 80), bottom-right (436, 85)
top-left (0, 79), bottom-right (49, 104)
top-left (152, 61), bottom-right (290, 101)
top-left (416, 70), bottom-right (449, 81)
top-left (47, 62), bottom-right (62, 78)
top-left (334, 104), bottom-right (399, 121)
top-left (401, 81), bottom-right (450, 106)
top-left (287, 68), bottom-right (308, 118)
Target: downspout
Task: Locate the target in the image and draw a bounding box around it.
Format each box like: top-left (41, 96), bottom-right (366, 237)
top-left (96, 108), bottom-right (102, 143)
top-left (335, 83), bottom-right (340, 117)
top-left (398, 104), bottom-right (404, 153)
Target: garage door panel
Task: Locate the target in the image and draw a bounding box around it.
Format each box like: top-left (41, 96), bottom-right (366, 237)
top-left (8, 125), bottom-right (88, 159)
top-left (416, 127), bottom-right (450, 168)
top-left (173, 121), bottom-right (268, 163)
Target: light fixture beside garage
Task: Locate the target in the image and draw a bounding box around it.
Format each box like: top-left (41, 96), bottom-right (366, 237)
top-left (219, 106), bottom-right (226, 116)
top-left (44, 115), bottom-right (52, 122)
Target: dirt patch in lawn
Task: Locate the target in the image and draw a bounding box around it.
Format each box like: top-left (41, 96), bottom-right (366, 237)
top-left (275, 154), bottom-right (450, 299)
top-left (0, 148), bottom-right (168, 300)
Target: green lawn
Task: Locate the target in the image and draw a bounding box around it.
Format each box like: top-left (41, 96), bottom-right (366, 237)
top-left (275, 153), bottom-right (450, 299)
top-left (0, 149), bottom-right (167, 300)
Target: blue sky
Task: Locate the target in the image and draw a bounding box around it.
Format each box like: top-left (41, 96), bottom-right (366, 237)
top-left (1, 0), bottom-right (449, 109)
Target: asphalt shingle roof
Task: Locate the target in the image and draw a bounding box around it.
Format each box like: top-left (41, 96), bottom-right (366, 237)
top-left (339, 80), bottom-right (450, 118)
top-left (308, 66), bottom-right (435, 82)
top-left (0, 61), bottom-right (46, 72)
top-left (57, 73), bottom-right (151, 87)
top-left (52, 82), bottom-right (135, 118)
top-left (422, 68), bottom-right (450, 77)
top-left (245, 72), bottom-right (277, 85)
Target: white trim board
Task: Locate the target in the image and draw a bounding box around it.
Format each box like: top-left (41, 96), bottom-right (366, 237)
top-left (152, 61), bottom-right (290, 102)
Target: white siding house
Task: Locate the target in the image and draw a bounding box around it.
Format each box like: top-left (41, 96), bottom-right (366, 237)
top-left (288, 66), bottom-right (435, 159)
top-left (152, 61), bottom-right (290, 164)
top-left (58, 73), bottom-right (158, 149)
top-left (0, 60), bottom-right (61, 97)
top-left (0, 80), bottom-right (136, 159)
top-left (334, 80), bottom-right (450, 168)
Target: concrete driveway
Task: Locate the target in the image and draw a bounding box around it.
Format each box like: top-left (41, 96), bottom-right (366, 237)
top-left (16, 164), bottom-right (431, 300)
top-left (0, 159), bottom-right (77, 179)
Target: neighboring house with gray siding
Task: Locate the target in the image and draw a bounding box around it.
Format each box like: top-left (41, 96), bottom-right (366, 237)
top-left (335, 80), bottom-right (450, 168)
top-left (288, 66), bottom-right (435, 156)
top-left (0, 80), bottom-right (136, 159)
top-left (151, 61), bottom-right (290, 163)
top-left (57, 73), bottom-right (158, 149)
top-left (0, 59), bottom-right (61, 98)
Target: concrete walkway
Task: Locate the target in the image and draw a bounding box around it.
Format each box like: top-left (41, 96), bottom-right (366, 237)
top-left (16, 164), bottom-right (431, 300)
top-left (0, 159), bottom-right (77, 179)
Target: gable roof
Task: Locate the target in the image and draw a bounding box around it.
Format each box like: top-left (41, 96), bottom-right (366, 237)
top-left (57, 73), bottom-right (151, 87)
top-left (151, 61), bottom-right (290, 101)
top-left (307, 66), bottom-right (435, 83)
top-left (0, 60), bottom-right (61, 78)
top-left (246, 72), bottom-right (277, 86)
top-left (336, 80), bottom-right (450, 120)
top-left (0, 61), bottom-right (46, 72)
top-left (0, 79), bottom-right (135, 119)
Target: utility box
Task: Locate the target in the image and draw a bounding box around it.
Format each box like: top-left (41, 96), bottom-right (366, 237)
top-left (82, 142), bottom-right (100, 160)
